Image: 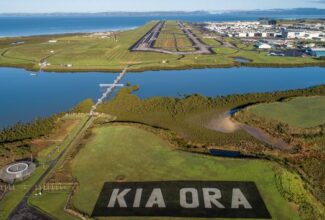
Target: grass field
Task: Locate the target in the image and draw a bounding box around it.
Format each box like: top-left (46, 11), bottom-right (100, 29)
top-left (1, 20), bottom-right (323, 72)
top-left (62, 125), bottom-right (304, 220)
top-left (248, 96), bottom-right (325, 128)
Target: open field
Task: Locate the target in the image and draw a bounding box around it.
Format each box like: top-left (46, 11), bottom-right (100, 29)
top-left (33, 125), bottom-right (316, 219)
top-left (248, 96), bottom-right (325, 128)
top-left (0, 21), bottom-right (324, 72)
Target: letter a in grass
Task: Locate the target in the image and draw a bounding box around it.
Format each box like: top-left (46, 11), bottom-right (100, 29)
top-left (108, 188), bottom-right (131, 208)
top-left (231, 188), bottom-right (252, 209)
top-left (145, 188), bottom-right (166, 208)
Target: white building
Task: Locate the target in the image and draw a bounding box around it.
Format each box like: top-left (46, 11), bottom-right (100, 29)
top-left (283, 30), bottom-right (324, 40)
top-left (238, 33), bottom-right (248, 38)
top-left (256, 42), bottom-right (272, 49)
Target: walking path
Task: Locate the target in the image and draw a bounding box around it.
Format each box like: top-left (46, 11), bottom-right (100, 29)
top-left (90, 66), bottom-right (127, 115)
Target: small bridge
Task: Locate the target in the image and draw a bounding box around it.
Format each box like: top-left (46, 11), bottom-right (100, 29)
top-left (90, 67), bottom-right (128, 115)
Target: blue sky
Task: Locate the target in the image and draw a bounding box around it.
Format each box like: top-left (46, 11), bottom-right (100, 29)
top-left (0, 0), bottom-right (324, 13)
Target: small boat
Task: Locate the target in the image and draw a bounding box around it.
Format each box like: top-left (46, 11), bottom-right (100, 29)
top-left (30, 72), bottom-right (38, 76)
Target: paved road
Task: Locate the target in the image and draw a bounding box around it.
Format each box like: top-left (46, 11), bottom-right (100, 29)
top-left (131, 20), bottom-right (212, 55)
top-left (8, 116), bottom-right (93, 220)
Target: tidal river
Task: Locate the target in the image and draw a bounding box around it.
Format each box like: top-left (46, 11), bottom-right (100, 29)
top-left (0, 67), bottom-right (324, 128)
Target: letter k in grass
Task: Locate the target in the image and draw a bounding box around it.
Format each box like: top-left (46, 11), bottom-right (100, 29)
top-left (108, 188), bottom-right (131, 208)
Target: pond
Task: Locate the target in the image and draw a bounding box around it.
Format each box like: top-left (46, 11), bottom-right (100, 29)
top-left (234, 57), bottom-right (251, 63)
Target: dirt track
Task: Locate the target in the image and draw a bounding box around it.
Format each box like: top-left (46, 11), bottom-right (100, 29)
top-left (207, 111), bottom-right (294, 152)
top-left (206, 112), bottom-right (240, 133)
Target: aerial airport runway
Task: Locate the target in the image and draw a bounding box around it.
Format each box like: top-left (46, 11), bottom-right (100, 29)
top-left (131, 21), bottom-right (212, 55)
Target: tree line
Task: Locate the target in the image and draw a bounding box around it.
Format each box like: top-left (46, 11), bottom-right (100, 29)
top-left (0, 116), bottom-right (57, 143)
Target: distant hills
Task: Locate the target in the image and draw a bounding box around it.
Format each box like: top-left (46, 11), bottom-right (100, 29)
top-left (1, 8), bottom-right (325, 17)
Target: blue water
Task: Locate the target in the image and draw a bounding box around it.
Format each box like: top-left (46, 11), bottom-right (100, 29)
top-left (0, 14), bottom-right (324, 37)
top-left (0, 67), bottom-right (324, 128)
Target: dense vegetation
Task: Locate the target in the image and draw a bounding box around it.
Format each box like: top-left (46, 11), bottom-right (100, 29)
top-left (0, 117), bottom-right (57, 143)
top-left (96, 85), bottom-right (325, 148)
top-left (0, 115), bottom-right (63, 168)
top-left (72, 99), bottom-right (94, 113)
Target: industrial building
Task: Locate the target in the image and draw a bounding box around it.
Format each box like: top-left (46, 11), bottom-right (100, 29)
top-left (308, 48), bottom-right (325, 57)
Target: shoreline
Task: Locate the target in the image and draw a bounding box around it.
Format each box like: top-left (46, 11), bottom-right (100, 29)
top-left (1, 61), bottom-right (325, 74)
top-left (0, 27), bottom-right (139, 39)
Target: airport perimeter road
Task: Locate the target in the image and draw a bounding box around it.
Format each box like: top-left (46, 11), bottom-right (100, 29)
top-left (131, 20), bottom-right (212, 55)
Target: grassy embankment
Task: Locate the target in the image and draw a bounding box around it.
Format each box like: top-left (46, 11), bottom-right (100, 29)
top-left (0, 21), bottom-right (324, 72)
top-left (0, 114), bottom-right (88, 220)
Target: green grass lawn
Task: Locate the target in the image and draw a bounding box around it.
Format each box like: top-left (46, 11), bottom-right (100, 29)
top-left (248, 96), bottom-right (325, 128)
top-left (68, 125), bottom-right (303, 220)
top-left (29, 190), bottom-right (78, 220)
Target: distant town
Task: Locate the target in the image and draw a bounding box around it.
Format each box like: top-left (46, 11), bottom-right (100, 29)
top-left (204, 19), bottom-right (325, 58)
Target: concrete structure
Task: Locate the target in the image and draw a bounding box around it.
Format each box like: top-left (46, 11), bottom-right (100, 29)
top-left (0, 161), bottom-right (36, 184)
top-left (282, 29), bottom-right (324, 40)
